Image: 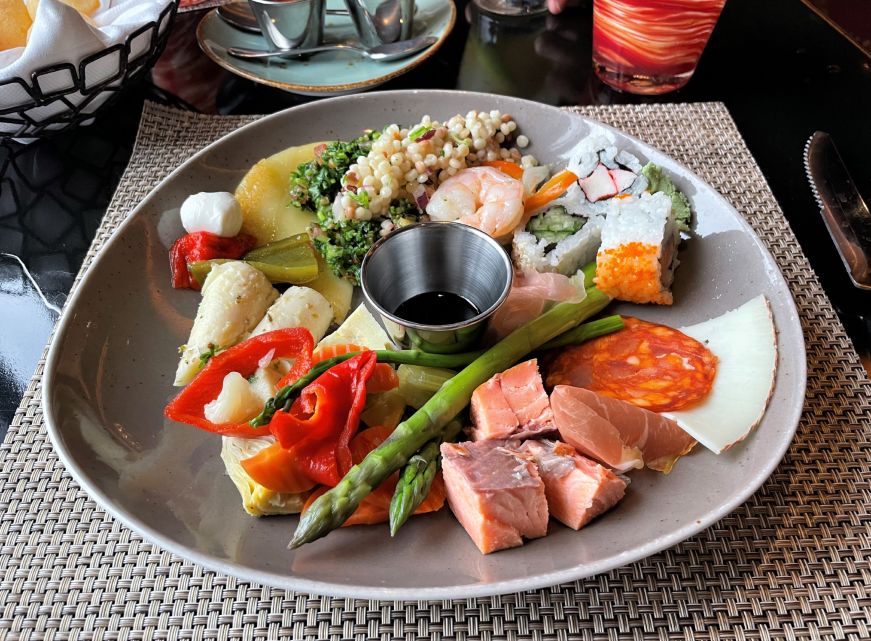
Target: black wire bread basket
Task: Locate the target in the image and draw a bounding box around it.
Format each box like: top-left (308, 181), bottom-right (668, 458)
top-left (0, 1), bottom-right (178, 140)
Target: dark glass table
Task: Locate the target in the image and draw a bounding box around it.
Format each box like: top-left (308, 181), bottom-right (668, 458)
top-left (2, 0), bottom-right (870, 437)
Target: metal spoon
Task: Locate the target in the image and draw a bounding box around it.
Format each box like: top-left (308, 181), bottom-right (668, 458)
top-left (227, 35), bottom-right (437, 62)
top-left (374, 0), bottom-right (403, 43)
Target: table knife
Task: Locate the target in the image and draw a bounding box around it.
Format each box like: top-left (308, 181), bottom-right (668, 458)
top-left (804, 131), bottom-right (871, 290)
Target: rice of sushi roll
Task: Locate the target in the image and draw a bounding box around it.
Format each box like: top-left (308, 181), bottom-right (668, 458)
top-left (566, 131), bottom-right (617, 180)
top-left (595, 191), bottom-right (679, 305)
top-left (513, 208), bottom-right (603, 276)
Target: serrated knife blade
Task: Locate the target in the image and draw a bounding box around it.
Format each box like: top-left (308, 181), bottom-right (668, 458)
top-left (804, 131), bottom-right (871, 290)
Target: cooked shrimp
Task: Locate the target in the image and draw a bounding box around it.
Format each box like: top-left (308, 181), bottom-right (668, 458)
top-left (426, 166), bottom-right (525, 238)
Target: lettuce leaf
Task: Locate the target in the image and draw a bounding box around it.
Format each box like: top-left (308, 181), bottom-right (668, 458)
top-left (641, 162), bottom-right (692, 233)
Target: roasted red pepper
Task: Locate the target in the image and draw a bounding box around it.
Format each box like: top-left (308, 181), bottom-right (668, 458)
top-left (170, 231), bottom-right (257, 290)
top-left (261, 351), bottom-right (377, 487)
top-left (164, 328), bottom-right (314, 437)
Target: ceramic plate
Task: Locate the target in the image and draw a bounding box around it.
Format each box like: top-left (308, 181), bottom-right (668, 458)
top-left (196, 0), bottom-right (456, 95)
top-left (43, 90), bottom-right (806, 600)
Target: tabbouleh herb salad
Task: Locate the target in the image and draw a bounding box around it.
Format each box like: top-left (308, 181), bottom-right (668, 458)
top-left (288, 110), bottom-right (533, 283)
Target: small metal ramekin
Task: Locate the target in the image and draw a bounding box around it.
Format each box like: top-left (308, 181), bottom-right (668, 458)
top-left (360, 222), bottom-right (513, 354)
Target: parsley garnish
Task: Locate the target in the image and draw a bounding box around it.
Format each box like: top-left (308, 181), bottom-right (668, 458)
top-left (198, 343), bottom-right (221, 367)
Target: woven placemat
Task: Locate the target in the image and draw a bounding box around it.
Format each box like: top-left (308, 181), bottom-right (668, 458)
top-left (2, 101), bottom-right (870, 640)
top-left (179, 0), bottom-right (231, 13)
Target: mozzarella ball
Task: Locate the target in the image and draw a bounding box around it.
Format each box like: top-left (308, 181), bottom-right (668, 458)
top-left (180, 192), bottom-right (243, 237)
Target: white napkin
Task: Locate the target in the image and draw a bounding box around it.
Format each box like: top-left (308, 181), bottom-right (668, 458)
top-left (0, 0), bottom-right (172, 112)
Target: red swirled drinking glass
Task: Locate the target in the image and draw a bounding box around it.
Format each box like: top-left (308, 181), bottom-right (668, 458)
top-left (593, 0), bottom-right (727, 94)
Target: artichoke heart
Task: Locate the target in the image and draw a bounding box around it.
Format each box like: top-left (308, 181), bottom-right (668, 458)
top-left (220, 436), bottom-right (311, 516)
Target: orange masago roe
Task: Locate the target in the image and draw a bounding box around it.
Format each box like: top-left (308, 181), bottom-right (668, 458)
top-left (595, 241), bottom-right (674, 305)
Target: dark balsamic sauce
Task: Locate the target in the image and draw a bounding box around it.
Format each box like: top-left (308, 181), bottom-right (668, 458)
top-left (394, 291), bottom-right (480, 325)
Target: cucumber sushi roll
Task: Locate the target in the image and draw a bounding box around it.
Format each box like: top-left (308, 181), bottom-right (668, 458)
top-left (512, 207), bottom-right (603, 276)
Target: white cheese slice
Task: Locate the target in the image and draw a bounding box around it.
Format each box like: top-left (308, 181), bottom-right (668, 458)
top-left (663, 295), bottom-right (777, 454)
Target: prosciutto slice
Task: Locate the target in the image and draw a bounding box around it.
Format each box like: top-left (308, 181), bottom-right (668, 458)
top-left (488, 271), bottom-right (586, 340)
top-left (550, 385), bottom-right (696, 473)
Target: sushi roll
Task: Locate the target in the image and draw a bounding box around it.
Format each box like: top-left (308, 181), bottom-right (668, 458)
top-left (595, 191), bottom-right (679, 305)
top-left (566, 131), bottom-right (617, 180)
top-left (512, 207), bottom-right (603, 276)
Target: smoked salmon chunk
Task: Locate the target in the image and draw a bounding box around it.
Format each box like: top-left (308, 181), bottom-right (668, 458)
top-left (470, 359), bottom-right (555, 441)
top-left (519, 440), bottom-right (627, 530)
top-left (470, 378), bottom-right (519, 437)
top-left (440, 440), bottom-right (549, 554)
top-left (550, 385), bottom-right (696, 474)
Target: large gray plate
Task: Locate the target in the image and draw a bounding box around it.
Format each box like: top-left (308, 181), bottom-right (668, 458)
top-left (42, 90), bottom-right (806, 600)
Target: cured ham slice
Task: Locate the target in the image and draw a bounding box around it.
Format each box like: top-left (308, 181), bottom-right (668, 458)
top-left (471, 359), bottom-right (556, 441)
top-left (440, 440), bottom-right (548, 554)
top-left (550, 387), bottom-right (643, 472)
top-left (550, 385), bottom-right (696, 473)
top-left (519, 440), bottom-right (627, 530)
top-left (488, 271), bottom-right (586, 341)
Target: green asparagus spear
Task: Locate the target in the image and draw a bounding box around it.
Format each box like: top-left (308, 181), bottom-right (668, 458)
top-left (249, 349), bottom-right (484, 428)
top-left (388, 419), bottom-right (463, 536)
top-left (289, 286), bottom-right (611, 548)
top-left (539, 315), bottom-right (624, 350)
top-left (581, 262), bottom-right (597, 287)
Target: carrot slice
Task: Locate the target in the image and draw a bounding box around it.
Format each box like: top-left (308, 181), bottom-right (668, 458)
top-left (241, 442), bottom-right (319, 494)
top-left (302, 424), bottom-right (446, 526)
top-left (349, 424), bottom-right (396, 464)
top-left (524, 169), bottom-right (579, 213)
top-left (483, 160), bottom-right (523, 180)
top-left (313, 344), bottom-right (398, 393)
top-left (312, 343), bottom-right (361, 361)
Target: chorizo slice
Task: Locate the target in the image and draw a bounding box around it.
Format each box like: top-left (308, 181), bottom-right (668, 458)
top-left (544, 317), bottom-right (717, 412)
